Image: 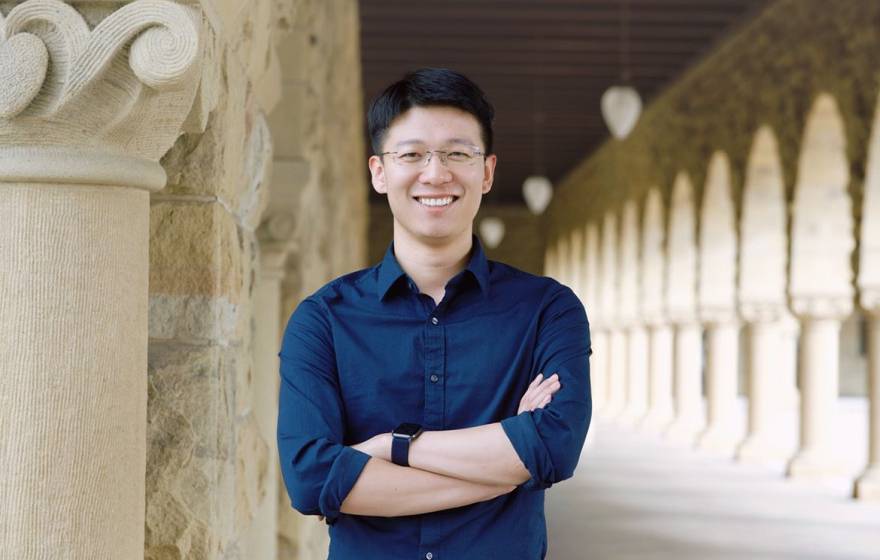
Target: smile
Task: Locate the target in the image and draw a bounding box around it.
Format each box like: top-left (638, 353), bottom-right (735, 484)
top-left (415, 196), bottom-right (458, 208)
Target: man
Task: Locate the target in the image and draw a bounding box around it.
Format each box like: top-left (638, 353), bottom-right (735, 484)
top-left (277, 68), bottom-right (591, 559)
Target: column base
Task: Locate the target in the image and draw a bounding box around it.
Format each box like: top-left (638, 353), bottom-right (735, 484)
top-left (786, 449), bottom-right (844, 480)
top-left (618, 406), bottom-right (648, 428)
top-left (736, 434), bottom-right (791, 465)
top-left (664, 418), bottom-right (702, 446)
top-left (854, 467), bottom-right (880, 501)
top-left (600, 401), bottom-right (626, 421)
top-left (639, 408), bottom-right (674, 435)
top-left (697, 427), bottom-right (738, 456)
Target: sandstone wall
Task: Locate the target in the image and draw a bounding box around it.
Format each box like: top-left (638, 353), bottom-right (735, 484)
top-left (144, 0), bottom-right (366, 558)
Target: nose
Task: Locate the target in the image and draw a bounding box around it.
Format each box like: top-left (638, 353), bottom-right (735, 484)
top-left (419, 152), bottom-right (452, 184)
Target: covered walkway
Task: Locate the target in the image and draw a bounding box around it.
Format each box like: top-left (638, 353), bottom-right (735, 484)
top-left (547, 406), bottom-right (880, 560)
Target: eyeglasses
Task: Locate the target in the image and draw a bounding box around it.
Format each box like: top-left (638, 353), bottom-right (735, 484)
top-left (380, 147), bottom-right (485, 168)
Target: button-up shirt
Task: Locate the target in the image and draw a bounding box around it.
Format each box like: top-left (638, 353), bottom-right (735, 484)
top-left (277, 236), bottom-right (592, 559)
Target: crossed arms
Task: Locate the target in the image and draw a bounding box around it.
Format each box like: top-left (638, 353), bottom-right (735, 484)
top-left (339, 375), bottom-right (561, 518)
top-left (277, 286), bottom-right (591, 524)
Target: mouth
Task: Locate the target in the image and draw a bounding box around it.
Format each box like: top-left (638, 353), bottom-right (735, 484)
top-left (414, 195), bottom-right (460, 209)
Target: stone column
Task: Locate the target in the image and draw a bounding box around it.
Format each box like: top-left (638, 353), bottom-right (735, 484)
top-left (697, 152), bottom-right (740, 455)
top-left (568, 227), bottom-right (584, 308)
top-left (600, 211), bottom-right (627, 419)
top-left (855, 90), bottom-right (880, 501)
top-left (0, 2), bottom-right (200, 557)
top-left (619, 200), bottom-right (649, 426)
top-left (787, 94), bottom-right (854, 479)
top-left (736, 126), bottom-right (794, 464)
top-left (240, 216), bottom-right (296, 558)
top-left (855, 312), bottom-right (880, 500)
top-left (639, 188), bottom-right (675, 433)
top-left (665, 172), bottom-right (704, 445)
top-left (583, 223), bottom-right (607, 412)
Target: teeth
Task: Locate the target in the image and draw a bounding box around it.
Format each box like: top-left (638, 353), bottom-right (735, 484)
top-left (417, 196), bottom-right (454, 207)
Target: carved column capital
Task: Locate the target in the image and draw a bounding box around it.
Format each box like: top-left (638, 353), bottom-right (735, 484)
top-left (258, 211), bottom-right (298, 277)
top-left (0, 0), bottom-right (202, 191)
top-left (791, 296), bottom-right (853, 321)
top-left (860, 288), bottom-right (880, 317)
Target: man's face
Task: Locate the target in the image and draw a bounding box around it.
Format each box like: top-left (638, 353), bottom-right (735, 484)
top-left (369, 106), bottom-right (496, 247)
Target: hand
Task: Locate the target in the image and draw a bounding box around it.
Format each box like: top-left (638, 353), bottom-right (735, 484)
top-left (518, 372), bottom-right (560, 414)
top-left (351, 432), bottom-right (392, 463)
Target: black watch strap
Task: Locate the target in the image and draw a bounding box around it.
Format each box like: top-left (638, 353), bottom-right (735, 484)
top-left (391, 433), bottom-right (411, 467)
top-left (391, 423), bottom-right (423, 467)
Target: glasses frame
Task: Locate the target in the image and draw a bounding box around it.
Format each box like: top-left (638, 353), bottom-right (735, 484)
top-left (380, 147), bottom-right (486, 168)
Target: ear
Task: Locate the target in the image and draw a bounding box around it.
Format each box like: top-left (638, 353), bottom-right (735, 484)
top-left (369, 155), bottom-right (387, 194)
top-left (481, 154), bottom-right (497, 195)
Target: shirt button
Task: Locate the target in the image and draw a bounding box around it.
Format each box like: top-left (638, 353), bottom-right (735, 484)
top-left (426, 554), bottom-right (433, 560)
top-left (430, 374), bottom-right (439, 383)
top-left (431, 317), bottom-right (439, 325)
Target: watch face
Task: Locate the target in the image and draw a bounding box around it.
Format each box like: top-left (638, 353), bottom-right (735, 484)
top-left (393, 422), bottom-right (422, 438)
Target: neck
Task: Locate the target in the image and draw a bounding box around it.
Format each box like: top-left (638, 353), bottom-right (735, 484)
top-left (392, 225), bottom-right (473, 302)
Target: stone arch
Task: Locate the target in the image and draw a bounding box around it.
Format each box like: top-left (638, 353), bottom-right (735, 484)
top-left (699, 151), bottom-right (737, 322)
top-left (739, 126), bottom-right (788, 319)
top-left (666, 172), bottom-right (698, 322)
top-left (790, 93), bottom-right (854, 315)
top-left (859, 91), bottom-right (880, 311)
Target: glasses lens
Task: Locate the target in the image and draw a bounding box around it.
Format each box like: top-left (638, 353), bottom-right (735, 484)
top-left (396, 150), bottom-right (426, 164)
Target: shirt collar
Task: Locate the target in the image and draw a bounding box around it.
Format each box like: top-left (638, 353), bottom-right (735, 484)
top-left (376, 235), bottom-right (491, 301)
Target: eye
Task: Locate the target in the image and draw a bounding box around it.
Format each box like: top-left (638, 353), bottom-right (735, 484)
top-left (447, 151), bottom-right (472, 162)
top-left (397, 151), bottom-right (424, 163)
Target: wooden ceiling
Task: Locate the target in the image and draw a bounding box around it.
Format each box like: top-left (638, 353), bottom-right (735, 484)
top-left (360, 0), bottom-right (771, 206)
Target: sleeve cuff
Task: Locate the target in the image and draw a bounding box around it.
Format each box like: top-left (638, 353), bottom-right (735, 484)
top-left (318, 446), bottom-right (372, 524)
top-left (501, 412), bottom-right (554, 491)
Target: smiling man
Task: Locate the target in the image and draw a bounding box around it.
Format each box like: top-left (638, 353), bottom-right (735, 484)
top-left (277, 68), bottom-right (592, 560)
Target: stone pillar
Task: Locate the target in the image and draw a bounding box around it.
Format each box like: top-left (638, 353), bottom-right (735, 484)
top-left (697, 152), bottom-right (740, 455)
top-left (568, 227), bottom-right (584, 307)
top-left (787, 94), bottom-right (854, 479)
top-left (855, 313), bottom-right (880, 500)
top-left (642, 325), bottom-right (675, 433)
top-left (600, 211), bottom-right (627, 419)
top-left (0, 1), bottom-right (200, 557)
top-left (557, 234), bottom-right (571, 288)
top-left (583, 223), bottom-right (606, 412)
top-left (240, 216), bottom-right (296, 559)
top-left (665, 172), bottom-right (704, 445)
top-left (640, 189), bottom-right (675, 433)
top-left (736, 126), bottom-right (794, 464)
top-left (855, 90), bottom-right (880, 501)
top-left (619, 200), bottom-right (649, 425)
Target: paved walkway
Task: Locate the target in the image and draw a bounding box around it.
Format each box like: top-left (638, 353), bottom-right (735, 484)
top-left (545, 415), bottom-right (880, 560)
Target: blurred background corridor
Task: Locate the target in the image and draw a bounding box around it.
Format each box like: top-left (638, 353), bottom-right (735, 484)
top-left (1, 0), bottom-right (879, 558)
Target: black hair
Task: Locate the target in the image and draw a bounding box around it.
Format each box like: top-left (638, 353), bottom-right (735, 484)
top-left (367, 68), bottom-right (495, 155)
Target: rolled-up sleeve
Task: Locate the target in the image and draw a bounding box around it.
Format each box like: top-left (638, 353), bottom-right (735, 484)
top-left (277, 297), bottom-right (371, 524)
top-left (500, 285), bottom-right (592, 490)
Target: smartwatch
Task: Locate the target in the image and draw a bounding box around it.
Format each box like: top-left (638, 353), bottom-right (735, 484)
top-left (391, 422), bottom-right (423, 467)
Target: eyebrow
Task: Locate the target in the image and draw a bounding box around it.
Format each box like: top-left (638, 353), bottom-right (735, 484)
top-left (393, 137), bottom-right (480, 148)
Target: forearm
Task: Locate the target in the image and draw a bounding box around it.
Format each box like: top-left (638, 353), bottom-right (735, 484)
top-left (408, 422), bottom-right (531, 486)
top-left (340, 456), bottom-right (515, 517)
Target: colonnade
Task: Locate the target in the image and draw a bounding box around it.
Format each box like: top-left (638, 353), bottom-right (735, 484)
top-left (546, 92), bottom-right (880, 501)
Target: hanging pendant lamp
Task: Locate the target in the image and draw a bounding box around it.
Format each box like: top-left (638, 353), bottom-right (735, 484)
top-left (601, 0), bottom-right (642, 140)
top-left (479, 217), bottom-right (506, 249)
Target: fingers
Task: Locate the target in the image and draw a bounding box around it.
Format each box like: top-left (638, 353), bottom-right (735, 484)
top-left (519, 373), bottom-right (561, 413)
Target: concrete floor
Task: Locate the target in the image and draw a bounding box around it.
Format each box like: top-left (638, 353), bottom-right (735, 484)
top-left (546, 407), bottom-right (880, 560)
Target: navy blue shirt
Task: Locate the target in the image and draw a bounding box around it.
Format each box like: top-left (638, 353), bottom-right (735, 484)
top-left (277, 236), bottom-right (592, 560)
